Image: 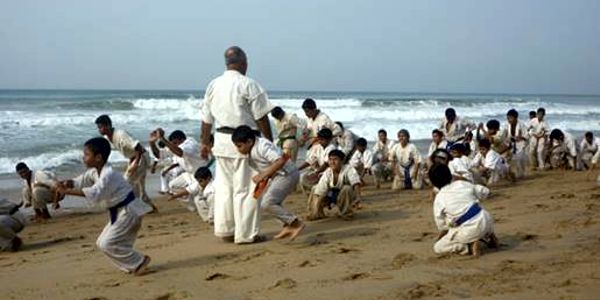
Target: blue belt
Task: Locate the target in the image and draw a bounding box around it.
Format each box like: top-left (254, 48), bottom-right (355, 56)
top-left (401, 162), bottom-right (413, 189)
top-left (109, 191), bottom-right (135, 224)
top-left (325, 188), bottom-right (340, 208)
top-left (451, 203), bottom-right (482, 227)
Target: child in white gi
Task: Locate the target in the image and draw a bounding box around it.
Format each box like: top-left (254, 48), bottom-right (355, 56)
top-left (548, 129), bottom-right (577, 170)
top-left (15, 162), bottom-right (60, 220)
top-left (150, 141), bottom-right (184, 195)
top-left (528, 108), bottom-right (550, 171)
top-left (232, 125), bottom-right (305, 240)
top-left (579, 132), bottom-right (599, 170)
top-left (298, 128), bottom-right (338, 191)
top-left (390, 129), bottom-right (423, 190)
top-left (428, 163), bottom-right (498, 257)
top-left (0, 198), bottom-right (25, 252)
top-left (307, 150), bottom-right (362, 220)
top-left (190, 167), bottom-right (215, 224)
top-left (448, 144), bottom-right (474, 183)
top-left (470, 138), bottom-right (510, 186)
top-left (371, 129), bottom-right (396, 188)
top-left (349, 138), bottom-right (374, 179)
top-left (270, 106), bottom-right (308, 163)
top-left (57, 137), bottom-right (152, 275)
top-left (504, 109), bottom-right (529, 179)
top-left (336, 122), bottom-right (358, 155)
top-left (428, 129), bottom-right (449, 158)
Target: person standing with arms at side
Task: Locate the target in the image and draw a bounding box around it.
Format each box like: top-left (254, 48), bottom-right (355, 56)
top-left (200, 46), bottom-right (274, 244)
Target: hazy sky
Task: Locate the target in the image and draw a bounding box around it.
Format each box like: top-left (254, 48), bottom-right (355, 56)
top-left (1, 0), bottom-right (599, 94)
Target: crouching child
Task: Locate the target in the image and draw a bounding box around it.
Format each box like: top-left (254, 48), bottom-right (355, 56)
top-left (429, 163), bottom-right (498, 257)
top-left (56, 137), bottom-right (152, 275)
top-left (307, 150), bottom-right (362, 220)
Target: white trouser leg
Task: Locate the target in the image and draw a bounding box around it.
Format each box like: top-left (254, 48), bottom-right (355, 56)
top-left (433, 228), bottom-right (469, 255)
top-left (96, 210), bottom-right (145, 272)
top-left (261, 171), bottom-right (299, 225)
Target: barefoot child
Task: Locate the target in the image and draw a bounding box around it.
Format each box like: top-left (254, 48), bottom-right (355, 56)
top-left (528, 108), bottom-right (550, 171)
top-left (57, 137), bottom-right (152, 275)
top-left (548, 129), bottom-right (577, 170)
top-left (504, 109), bottom-right (529, 179)
top-left (15, 162), bottom-right (61, 220)
top-left (470, 138), bottom-right (510, 186)
top-left (429, 163), bottom-right (497, 257)
top-left (371, 129), bottom-right (396, 188)
top-left (298, 128), bottom-right (337, 191)
top-left (579, 132), bottom-right (599, 170)
top-left (427, 129), bottom-right (449, 158)
top-left (307, 150), bottom-right (362, 220)
top-left (232, 125), bottom-right (305, 240)
top-left (448, 143), bottom-right (474, 183)
top-left (390, 129), bottom-right (423, 190)
top-left (192, 167), bottom-right (215, 224)
top-left (349, 138), bottom-right (374, 179)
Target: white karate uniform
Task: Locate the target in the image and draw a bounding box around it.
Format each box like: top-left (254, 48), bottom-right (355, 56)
top-left (273, 112), bottom-right (306, 162)
top-left (202, 69), bottom-right (273, 244)
top-left (309, 164), bottom-right (361, 218)
top-left (349, 149), bottom-right (374, 175)
top-left (249, 138), bottom-right (299, 225)
top-left (503, 121), bottom-right (529, 178)
top-left (193, 180), bottom-right (215, 223)
top-left (579, 137), bottom-right (600, 169)
top-left (550, 131), bottom-right (577, 169)
top-left (0, 198), bottom-right (26, 251)
top-left (389, 142), bottom-right (423, 189)
top-left (371, 139), bottom-right (397, 185)
top-left (106, 129), bottom-right (151, 204)
top-left (427, 140), bottom-right (449, 158)
top-left (470, 149), bottom-right (508, 185)
top-left (300, 143), bottom-right (338, 188)
top-left (21, 170), bottom-right (57, 209)
top-left (306, 111), bottom-right (342, 140)
top-left (168, 138), bottom-right (211, 211)
top-left (155, 148), bottom-right (184, 193)
top-left (528, 117), bottom-right (550, 170)
top-left (449, 156), bottom-right (474, 183)
top-left (73, 164), bottom-right (152, 272)
top-left (439, 116), bottom-right (476, 143)
top-left (337, 129), bottom-right (358, 155)
top-left (433, 180), bottom-right (494, 255)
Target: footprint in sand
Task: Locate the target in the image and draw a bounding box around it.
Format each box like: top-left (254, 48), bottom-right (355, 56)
top-left (391, 253), bottom-right (416, 269)
top-left (154, 291), bottom-right (191, 300)
top-left (205, 272), bottom-right (230, 281)
top-left (343, 272), bottom-right (370, 281)
top-left (269, 278), bottom-right (297, 289)
top-left (403, 283), bottom-right (447, 299)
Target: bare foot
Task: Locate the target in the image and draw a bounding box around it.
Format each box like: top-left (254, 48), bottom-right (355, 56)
top-left (274, 227), bottom-right (292, 240)
top-left (11, 236), bottom-right (22, 252)
top-left (133, 255), bottom-right (151, 276)
top-left (470, 241), bottom-right (481, 257)
top-left (288, 221), bottom-right (305, 241)
top-left (487, 233), bottom-right (499, 249)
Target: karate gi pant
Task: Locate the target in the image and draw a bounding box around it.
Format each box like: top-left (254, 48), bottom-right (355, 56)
top-left (392, 164), bottom-right (423, 190)
top-left (213, 156), bottom-right (260, 244)
top-left (96, 208), bottom-right (145, 273)
top-left (434, 210), bottom-right (494, 255)
top-left (549, 146), bottom-right (576, 170)
top-left (508, 150), bottom-right (528, 179)
top-left (0, 212), bottom-right (25, 251)
top-left (194, 194), bottom-right (214, 223)
top-left (22, 186), bottom-right (53, 209)
top-left (472, 165), bottom-right (507, 186)
top-left (169, 172), bottom-right (197, 212)
top-left (160, 166), bottom-right (184, 193)
top-left (371, 162), bottom-right (392, 186)
top-left (529, 137), bottom-right (546, 170)
top-left (125, 153), bottom-right (151, 205)
top-left (261, 170), bottom-right (299, 225)
top-left (307, 185), bottom-right (355, 220)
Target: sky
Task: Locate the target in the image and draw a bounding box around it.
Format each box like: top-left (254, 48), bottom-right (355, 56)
top-left (1, 0), bottom-right (599, 94)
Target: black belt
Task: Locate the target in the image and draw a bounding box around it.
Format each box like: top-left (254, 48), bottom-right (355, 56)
top-left (216, 127), bottom-right (236, 134)
top-left (108, 191), bottom-right (135, 224)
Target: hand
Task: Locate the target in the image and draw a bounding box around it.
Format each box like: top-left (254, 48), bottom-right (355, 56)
top-left (200, 144), bottom-right (211, 159)
top-left (149, 130), bottom-right (160, 143)
top-left (252, 174), bottom-right (265, 184)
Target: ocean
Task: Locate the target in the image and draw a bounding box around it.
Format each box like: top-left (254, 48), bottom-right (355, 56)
top-left (1, 89), bottom-right (599, 176)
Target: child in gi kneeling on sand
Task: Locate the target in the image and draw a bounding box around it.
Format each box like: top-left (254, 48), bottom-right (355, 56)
top-left (429, 163), bottom-right (498, 257)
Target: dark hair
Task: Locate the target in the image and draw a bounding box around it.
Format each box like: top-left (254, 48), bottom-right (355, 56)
top-left (95, 114), bottom-right (112, 127)
top-left (507, 109), bottom-right (519, 118)
top-left (398, 129), bottom-right (410, 140)
top-left (449, 143), bottom-right (467, 154)
top-left (231, 125), bottom-right (258, 143)
top-left (84, 137), bottom-right (111, 162)
top-left (224, 46), bottom-right (247, 65)
top-left (585, 131), bottom-right (593, 139)
top-left (194, 166), bottom-right (212, 180)
top-left (335, 121), bottom-right (344, 131)
top-left (317, 128), bottom-right (333, 139)
top-left (529, 111), bottom-right (537, 118)
top-left (378, 129), bottom-right (387, 135)
top-left (549, 129), bottom-right (564, 141)
top-left (428, 163), bottom-right (453, 189)
top-left (465, 131), bottom-right (473, 139)
top-left (301, 98), bottom-right (317, 109)
top-left (430, 149), bottom-right (450, 164)
top-left (486, 119), bottom-right (501, 130)
top-left (356, 138), bottom-right (367, 147)
top-left (271, 106), bottom-right (285, 119)
top-left (15, 162), bottom-right (29, 172)
top-left (537, 107), bottom-right (546, 115)
top-left (328, 149), bottom-right (346, 161)
top-left (432, 129), bottom-right (443, 136)
top-left (445, 108), bottom-right (456, 119)
top-left (157, 141), bottom-right (166, 148)
top-left (478, 138), bottom-right (491, 149)
top-left (168, 130), bottom-right (186, 141)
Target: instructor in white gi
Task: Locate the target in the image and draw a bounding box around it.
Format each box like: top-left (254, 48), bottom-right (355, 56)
top-left (201, 46), bottom-right (274, 244)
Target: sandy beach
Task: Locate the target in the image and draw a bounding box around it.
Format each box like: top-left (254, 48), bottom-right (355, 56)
top-left (1, 170), bottom-right (599, 300)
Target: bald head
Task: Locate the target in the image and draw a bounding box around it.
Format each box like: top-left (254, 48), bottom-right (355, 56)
top-left (225, 46), bottom-right (248, 74)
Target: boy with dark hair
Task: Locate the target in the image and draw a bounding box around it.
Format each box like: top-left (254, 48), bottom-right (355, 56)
top-left (298, 128), bottom-right (338, 191)
top-left (429, 164), bottom-right (497, 257)
top-left (504, 109), bottom-right (529, 179)
top-left (478, 119), bottom-right (510, 155)
top-left (56, 137), bottom-right (152, 275)
top-left (390, 129), bottom-right (423, 190)
top-left (428, 129), bottom-right (448, 158)
top-left (548, 129), bottom-right (577, 170)
top-left (349, 137), bottom-right (374, 179)
top-left (448, 143), bottom-right (474, 183)
top-left (232, 125), bottom-right (305, 240)
top-left (15, 162), bottom-right (60, 220)
top-left (307, 150), bottom-right (362, 220)
top-left (270, 106), bottom-right (307, 162)
top-left (579, 131), bottom-right (599, 170)
top-left (192, 167), bottom-right (215, 224)
top-left (95, 114), bottom-right (154, 210)
top-left (371, 129), bottom-right (396, 188)
top-left (528, 107), bottom-right (550, 171)
top-left (301, 98), bottom-right (341, 146)
top-left (336, 121), bottom-right (358, 155)
top-left (439, 108), bottom-right (477, 143)
top-left (469, 138), bottom-right (510, 186)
